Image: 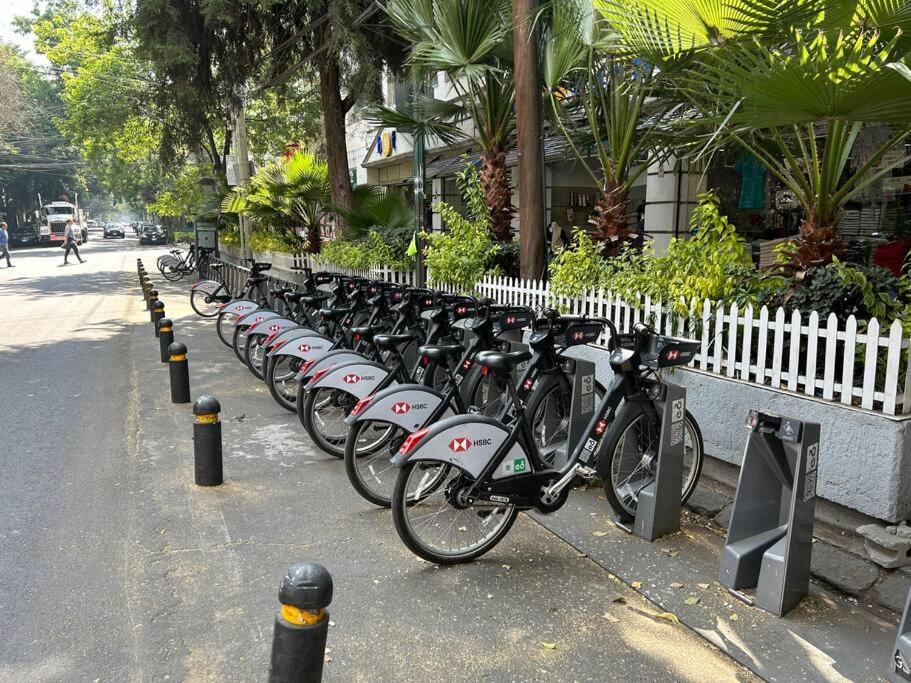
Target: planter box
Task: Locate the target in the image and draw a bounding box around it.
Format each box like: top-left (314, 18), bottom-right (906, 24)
top-left (570, 344), bottom-right (911, 522)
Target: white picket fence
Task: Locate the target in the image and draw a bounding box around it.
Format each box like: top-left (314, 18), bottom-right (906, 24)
top-left (229, 251), bottom-right (911, 417)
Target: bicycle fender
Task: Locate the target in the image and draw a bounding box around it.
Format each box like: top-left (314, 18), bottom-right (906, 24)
top-left (246, 317), bottom-right (296, 338)
top-left (389, 414), bottom-right (529, 480)
top-left (192, 279), bottom-right (222, 295)
top-left (298, 350), bottom-right (370, 381)
top-left (272, 335), bottom-right (335, 362)
top-left (267, 330), bottom-right (332, 357)
top-left (346, 384), bottom-right (452, 431)
top-left (218, 299), bottom-right (260, 316)
top-left (306, 360), bottom-right (390, 400)
top-left (233, 310), bottom-right (281, 328)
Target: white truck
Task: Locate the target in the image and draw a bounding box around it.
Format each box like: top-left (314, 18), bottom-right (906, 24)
top-left (38, 198), bottom-right (86, 245)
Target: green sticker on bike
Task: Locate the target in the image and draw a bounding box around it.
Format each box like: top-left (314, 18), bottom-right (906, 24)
top-left (513, 458), bottom-right (526, 473)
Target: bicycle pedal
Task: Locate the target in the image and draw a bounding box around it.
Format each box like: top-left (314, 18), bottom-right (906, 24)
top-left (574, 465), bottom-right (597, 479)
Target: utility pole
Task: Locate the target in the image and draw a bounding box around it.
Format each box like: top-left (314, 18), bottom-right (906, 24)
top-left (412, 76), bottom-right (427, 286)
top-left (512, 0), bottom-right (546, 279)
top-left (232, 96), bottom-right (253, 260)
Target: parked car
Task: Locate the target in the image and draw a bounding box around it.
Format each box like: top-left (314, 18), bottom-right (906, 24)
top-left (8, 224), bottom-right (39, 248)
top-left (103, 223), bottom-right (125, 239)
top-left (139, 224), bottom-right (167, 245)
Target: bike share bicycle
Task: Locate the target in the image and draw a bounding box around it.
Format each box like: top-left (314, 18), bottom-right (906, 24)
top-left (388, 317), bottom-right (704, 564)
top-left (190, 258), bottom-right (274, 322)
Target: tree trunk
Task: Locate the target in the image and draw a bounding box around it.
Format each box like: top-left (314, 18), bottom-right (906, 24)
top-left (480, 146), bottom-right (515, 242)
top-left (588, 180), bottom-right (636, 258)
top-left (784, 219), bottom-right (847, 272)
top-left (315, 26), bottom-right (354, 232)
top-left (512, 0), bottom-right (546, 279)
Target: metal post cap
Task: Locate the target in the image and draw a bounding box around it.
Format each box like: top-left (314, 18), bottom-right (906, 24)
top-left (152, 301), bottom-right (165, 311)
top-left (278, 562), bottom-right (333, 610)
top-left (158, 317), bottom-right (173, 328)
top-left (168, 341), bottom-right (187, 355)
top-left (193, 395), bottom-right (221, 415)
top-left (148, 290), bottom-right (159, 298)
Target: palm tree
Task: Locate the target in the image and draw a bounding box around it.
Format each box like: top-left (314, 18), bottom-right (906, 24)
top-left (222, 150), bottom-right (331, 252)
top-left (542, 0), bottom-right (660, 256)
top-left (383, 0), bottom-right (517, 242)
top-left (598, 0), bottom-right (911, 270)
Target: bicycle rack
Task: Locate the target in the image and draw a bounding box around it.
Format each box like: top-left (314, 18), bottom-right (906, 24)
top-left (628, 382), bottom-right (687, 541)
top-left (890, 587), bottom-right (911, 681)
top-left (719, 410), bottom-right (820, 617)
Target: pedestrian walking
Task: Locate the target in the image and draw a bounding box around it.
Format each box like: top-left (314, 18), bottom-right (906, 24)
top-left (62, 219), bottom-right (85, 265)
top-left (0, 222), bottom-right (12, 268)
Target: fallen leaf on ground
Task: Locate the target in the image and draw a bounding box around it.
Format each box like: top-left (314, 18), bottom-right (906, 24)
top-left (656, 612), bottom-right (679, 624)
top-left (501, 564), bottom-right (511, 570)
top-left (631, 581), bottom-right (642, 589)
top-left (684, 596), bottom-right (700, 606)
top-left (662, 549), bottom-right (680, 557)
top-left (592, 531), bottom-right (609, 537)
top-left (670, 582), bottom-right (684, 589)
top-left (697, 583), bottom-right (710, 589)
top-left (540, 642), bottom-right (557, 650)
top-left (602, 612), bottom-right (619, 623)
top-left (730, 614), bottom-right (739, 621)
top-left (458, 526), bottom-right (468, 532)
top-left (612, 596), bottom-right (627, 604)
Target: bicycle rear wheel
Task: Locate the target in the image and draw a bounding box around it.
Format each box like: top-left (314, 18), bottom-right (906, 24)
top-left (267, 353), bottom-right (302, 412)
top-left (190, 289), bottom-right (223, 318)
top-left (392, 461), bottom-right (518, 565)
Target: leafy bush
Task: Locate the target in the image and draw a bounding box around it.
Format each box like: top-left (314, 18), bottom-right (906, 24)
top-left (549, 192), bottom-right (779, 312)
top-left (549, 229), bottom-right (610, 298)
top-left (423, 163), bottom-right (500, 293)
top-left (317, 230), bottom-right (413, 271)
top-left (216, 227), bottom-right (300, 254)
top-left (170, 230), bottom-right (193, 244)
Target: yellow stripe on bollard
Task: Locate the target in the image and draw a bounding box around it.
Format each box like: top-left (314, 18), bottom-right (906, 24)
top-left (195, 413), bottom-right (218, 425)
top-left (170, 353), bottom-right (186, 361)
top-left (159, 326), bottom-right (172, 333)
top-left (281, 605), bottom-right (325, 626)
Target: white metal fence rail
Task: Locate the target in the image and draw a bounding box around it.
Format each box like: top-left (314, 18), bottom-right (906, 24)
top-left (218, 251), bottom-right (911, 417)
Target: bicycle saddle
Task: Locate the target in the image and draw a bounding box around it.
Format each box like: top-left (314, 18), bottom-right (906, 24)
top-left (351, 326), bottom-right (377, 343)
top-left (475, 349), bottom-right (532, 374)
top-left (210, 263), bottom-right (224, 270)
top-left (286, 291), bottom-right (330, 304)
top-left (318, 307), bottom-right (353, 322)
top-left (250, 274), bottom-right (269, 284)
top-left (419, 343), bottom-right (465, 364)
top-left (374, 333), bottom-right (417, 350)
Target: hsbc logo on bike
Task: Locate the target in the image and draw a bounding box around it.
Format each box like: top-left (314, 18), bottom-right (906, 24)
top-left (448, 437), bottom-right (493, 452)
top-left (297, 343), bottom-right (312, 352)
top-left (665, 349), bottom-right (680, 361)
top-left (572, 330), bottom-right (585, 341)
top-left (236, 305), bottom-right (251, 311)
top-left (391, 402), bottom-right (410, 414)
top-left (343, 373), bottom-right (361, 384)
top-left (505, 315), bottom-right (517, 325)
top-left (268, 324), bottom-right (281, 333)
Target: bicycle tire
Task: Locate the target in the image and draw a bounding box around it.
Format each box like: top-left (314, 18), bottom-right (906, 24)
top-left (391, 461), bottom-right (518, 565)
top-left (266, 353), bottom-right (301, 412)
top-left (190, 289), bottom-right (222, 318)
top-left (600, 408), bottom-right (704, 524)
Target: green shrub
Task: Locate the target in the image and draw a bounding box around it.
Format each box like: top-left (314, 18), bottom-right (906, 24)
top-left (423, 163), bottom-right (500, 293)
top-left (549, 192), bottom-right (777, 313)
top-left (316, 230), bottom-right (414, 271)
top-left (171, 230), bottom-right (193, 244)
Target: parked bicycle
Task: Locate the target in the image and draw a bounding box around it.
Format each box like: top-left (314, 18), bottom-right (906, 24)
top-left (388, 318), bottom-right (704, 565)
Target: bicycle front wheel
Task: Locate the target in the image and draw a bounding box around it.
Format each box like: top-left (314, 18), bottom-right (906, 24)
top-left (344, 420), bottom-right (404, 507)
top-left (301, 387), bottom-right (357, 458)
top-left (602, 409), bottom-right (704, 523)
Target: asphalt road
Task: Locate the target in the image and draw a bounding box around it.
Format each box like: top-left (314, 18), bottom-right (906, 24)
top-left (0, 232), bottom-right (754, 682)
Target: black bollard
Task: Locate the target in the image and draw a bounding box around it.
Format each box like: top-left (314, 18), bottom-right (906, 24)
top-left (158, 318), bottom-right (174, 363)
top-left (151, 300), bottom-right (165, 329)
top-left (193, 396), bottom-right (223, 486)
top-left (269, 562), bottom-right (333, 683)
top-left (142, 281), bottom-right (152, 305)
top-left (147, 289), bottom-right (158, 312)
top-left (168, 342), bottom-right (191, 403)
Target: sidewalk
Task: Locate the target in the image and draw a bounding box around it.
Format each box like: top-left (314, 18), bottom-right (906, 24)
top-left (133, 270), bottom-right (896, 680)
top-left (130, 273), bottom-right (755, 681)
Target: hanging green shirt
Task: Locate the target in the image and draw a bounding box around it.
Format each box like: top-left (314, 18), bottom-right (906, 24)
top-left (735, 154), bottom-right (767, 210)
